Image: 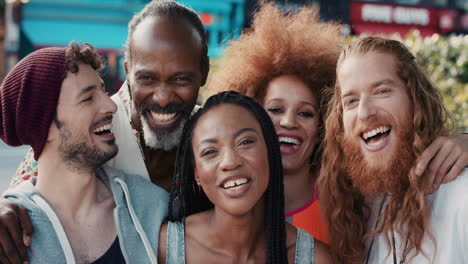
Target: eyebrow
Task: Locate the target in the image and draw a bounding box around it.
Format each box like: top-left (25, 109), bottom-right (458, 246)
top-left (266, 98), bottom-right (317, 108)
top-left (173, 71), bottom-right (196, 76)
top-left (198, 127), bottom-right (258, 146)
top-left (78, 81), bottom-right (105, 98)
top-left (134, 69), bottom-right (156, 76)
top-left (78, 85), bottom-right (97, 97)
top-left (371, 78), bottom-right (394, 88)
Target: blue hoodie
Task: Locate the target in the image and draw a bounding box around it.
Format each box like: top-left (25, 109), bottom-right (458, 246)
top-left (3, 165), bottom-right (168, 264)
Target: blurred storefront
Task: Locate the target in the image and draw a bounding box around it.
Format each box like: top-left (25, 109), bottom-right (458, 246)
top-left (349, 0), bottom-right (468, 36)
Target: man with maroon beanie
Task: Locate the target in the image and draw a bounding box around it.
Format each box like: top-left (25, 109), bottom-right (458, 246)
top-left (0, 42), bottom-right (167, 264)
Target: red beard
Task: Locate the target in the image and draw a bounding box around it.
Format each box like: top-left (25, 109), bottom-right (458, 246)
top-left (340, 116), bottom-right (414, 198)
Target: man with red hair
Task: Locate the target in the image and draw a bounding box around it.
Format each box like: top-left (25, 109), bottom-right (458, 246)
top-left (319, 36), bottom-right (468, 264)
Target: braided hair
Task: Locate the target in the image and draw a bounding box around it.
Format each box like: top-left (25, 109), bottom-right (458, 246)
top-left (168, 91), bottom-right (288, 263)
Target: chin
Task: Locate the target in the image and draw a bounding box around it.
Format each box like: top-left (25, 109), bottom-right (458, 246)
top-left (282, 159), bottom-right (301, 172)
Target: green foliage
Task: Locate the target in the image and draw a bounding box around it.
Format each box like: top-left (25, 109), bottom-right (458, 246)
top-left (349, 31), bottom-right (467, 133)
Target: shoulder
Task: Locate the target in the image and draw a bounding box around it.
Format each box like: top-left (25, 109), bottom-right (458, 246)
top-left (2, 180), bottom-right (42, 215)
top-left (285, 223), bottom-right (298, 263)
top-left (313, 239), bottom-right (333, 264)
top-left (287, 223), bottom-right (333, 264)
top-left (183, 212), bottom-right (211, 248)
top-left (103, 165), bottom-right (168, 198)
top-left (429, 168), bottom-right (468, 222)
top-left (432, 168), bottom-right (468, 205)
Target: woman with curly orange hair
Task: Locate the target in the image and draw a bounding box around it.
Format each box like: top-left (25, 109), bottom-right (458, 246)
top-left (207, 2), bottom-right (468, 246)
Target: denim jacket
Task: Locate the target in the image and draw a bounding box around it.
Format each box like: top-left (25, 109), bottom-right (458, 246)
top-left (165, 221), bottom-right (314, 264)
top-left (3, 165), bottom-right (169, 264)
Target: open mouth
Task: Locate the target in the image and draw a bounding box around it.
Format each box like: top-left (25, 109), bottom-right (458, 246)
top-left (361, 126), bottom-right (391, 146)
top-left (93, 123), bottom-right (113, 136)
top-left (150, 111), bottom-right (178, 122)
top-left (221, 177), bottom-right (251, 190)
top-left (144, 111), bottom-right (181, 129)
top-left (278, 136), bottom-right (301, 146)
top-left (278, 135), bottom-right (302, 155)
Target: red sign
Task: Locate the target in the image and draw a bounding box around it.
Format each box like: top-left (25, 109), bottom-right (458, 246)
top-left (350, 2), bottom-right (445, 36)
top-left (199, 13), bottom-right (214, 26)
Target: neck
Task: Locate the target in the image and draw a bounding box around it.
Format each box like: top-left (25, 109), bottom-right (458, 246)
top-left (141, 142), bottom-right (177, 191)
top-left (206, 201), bottom-right (266, 259)
top-left (35, 152), bottom-right (110, 219)
top-left (283, 165), bottom-right (316, 213)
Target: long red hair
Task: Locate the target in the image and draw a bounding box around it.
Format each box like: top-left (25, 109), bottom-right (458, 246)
top-left (318, 36), bottom-right (452, 263)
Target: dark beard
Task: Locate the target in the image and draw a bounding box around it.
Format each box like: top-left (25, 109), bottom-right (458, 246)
top-left (340, 119), bottom-right (414, 198)
top-left (58, 125), bottom-right (118, 173)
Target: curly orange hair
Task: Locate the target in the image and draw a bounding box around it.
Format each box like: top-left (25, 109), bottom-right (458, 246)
top-left (318, 36), bottom-right (453, 263)
top-left (207, 2), bottom-right (342, 168)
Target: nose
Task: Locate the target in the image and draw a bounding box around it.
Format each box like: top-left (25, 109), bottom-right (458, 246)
top-left (220, 148), bottom-right (242, 172)
top-left (102, 93), bottom-right (117, 115)
top-left (152, 84), bottom-right (175, 108)
top-left (357, 97), bottom-right (376, 121)
top-left (279, 110), bottom-right (298, 129)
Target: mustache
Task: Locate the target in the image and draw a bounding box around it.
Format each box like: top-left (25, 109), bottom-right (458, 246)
top-left (141, 103), bottom-right (189, 116)
top-left (351, 115), bottom-right (395, 137)
top-left (92, 115), bottom-right (113, 128)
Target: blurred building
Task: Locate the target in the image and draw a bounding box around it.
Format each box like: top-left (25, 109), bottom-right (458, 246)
top-left (347, 0), bottom-right (468, 36)
top-left (1, 0), bottom-right (247, 92)
top-left (2, 0), bottom-right (466, 88)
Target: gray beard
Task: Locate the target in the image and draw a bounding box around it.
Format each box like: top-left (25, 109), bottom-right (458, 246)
top-left (141, 115), bottom-right (187, 151)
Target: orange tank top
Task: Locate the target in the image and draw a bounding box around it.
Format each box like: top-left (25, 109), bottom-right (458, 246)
top-left (285, 179), bottom-right (329, 243)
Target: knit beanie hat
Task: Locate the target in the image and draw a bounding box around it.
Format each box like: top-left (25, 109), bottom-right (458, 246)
top-left (0, 47), bottom-right (67, 160)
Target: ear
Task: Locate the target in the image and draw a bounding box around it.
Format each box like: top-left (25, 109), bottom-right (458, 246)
top-left (194, 169), bottom-right (201, 186)
top-left (124, 61), bottom-right (129, 77)
top-left (200, 55), bottom-right (210, 86)
top-left (47, 120), bottom-right (59, 142)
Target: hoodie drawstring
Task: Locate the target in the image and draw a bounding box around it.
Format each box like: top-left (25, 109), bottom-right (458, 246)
top-left (114, 177), bottom-right (158, 264)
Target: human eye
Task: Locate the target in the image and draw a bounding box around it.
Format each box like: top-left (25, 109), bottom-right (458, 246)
top-left (266, 107), bottom-right (283, 114)
top-left (136, 75), bottom-right (155, 82)
top-left (176, 76), bottom-right (192, 82)
top-left (239, 138), bottom-right (256, 146)
top-left (201, 148), bottom-right (217, 157)
top-left (82, 96), bottom-right (93, 103)
top-left (343, 97), bottom-right (358, 109)
top-left (375, 88), bottom-right (391, 95)
top-left (298, 111), bottom-right (315, 118)
top-left (170, 76), bottom-right (193, 86)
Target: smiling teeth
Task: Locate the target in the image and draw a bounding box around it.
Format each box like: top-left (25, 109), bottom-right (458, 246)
top-left (94, 124), bottom-right (112, 133)
top-left (363, 126), bottom-right (390, 140)
top-left (223, 178), bottom-right (248, 189)
top-left (151, 112), bottom-right (177, 121)
top-left (278, 137), bottom-right (300, 145)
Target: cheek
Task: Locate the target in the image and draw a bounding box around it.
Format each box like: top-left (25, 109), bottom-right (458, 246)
top-left (252, 148), bottom-right (270, 190)
top-left (194, 160), bottom-right (217, 185)
top-left (178, 88), bottom-right (198, 103)
top-left (130, 86), bottom-right (150, 109)
top-left (267, 115), bottom-right (281, 131)
top-left (304, 119), bottom-right (319, 142)
top-left (342, 112), bottom-right (354, 136)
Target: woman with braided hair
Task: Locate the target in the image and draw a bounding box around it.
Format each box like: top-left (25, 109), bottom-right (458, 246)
top-left (157, 91), bottom-right (332, 263)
